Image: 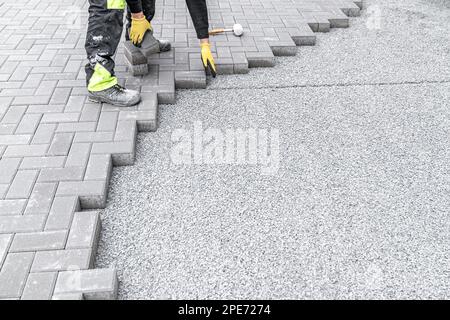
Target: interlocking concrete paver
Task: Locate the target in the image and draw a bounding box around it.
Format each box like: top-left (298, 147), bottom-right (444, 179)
top-left (0, 234), bottom-right (13, 268)
top-left (24, 182), bottom-right (57, 215)
top-left (0, 199), bottom-right (27, 216)
top-left (6, 170), bottom-right (39, 199)
top-left (66, 211), bottom-right (101, 250)
top-left (0, 252), bottom-right (34, 298)
top-left (52, 292), bottom-right (84, 300)
top-left (10, 230), bottom-right (67, 252)
top-left (21, 272), bottom-right (57, 300)
top-left (0, 0), bottom-right (361, 299)
top-left (0, 215), bottom-right (46, 233)
top-left (54, 268), bottom-right (117, 300)
top-left (0, 158), bottom-right (21, 184)
top-left (31, 248), bottom-right (92, 272)
top-left (44, 196), bottom-right (80, 231)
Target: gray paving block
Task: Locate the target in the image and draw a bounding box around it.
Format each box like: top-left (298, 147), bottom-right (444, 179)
top-left (96, 111), bottom-right (119, 132)
top-left (6, 170), bottom-right (39, 199)
top-left (66, 211), bottom-right (101, 250)
top-left (245, 52), bottom-right (276, 68)
top-left (216, 58), bottom-right (235, 75)
top-left (31, 123), bottom-right (57, 144)
top-left (124, 41), bottom-right (148, 65)
top-left (1, 106), bottom-right (26, 124)
top-left (15, 113), bottom-right (42, 134)
top-left (0, 252), bottom-right (34, 299)
top-left (0, 234), bottom-right (12, 269)
top-left (52, 293), bottom-right (84, 300)
top-left (65, 96), bottom-right (87, 113)
top-left (21, 272), bottom-right (57, 300)
top-left (3, 144), bottom-right (49, 158)
top-left (130, 63), bottom-right (149, 77)
top-left (231, 53), bottom-right (250, 74)
top-left (0, 158), bottom-right (21, 184)
top-left (80, 103), bottom-right (101, 122)
top-left (20, 156), bottom-right (66, 170)
top-left (65, 143), bottom-right (91, 168)
top-left (13, 95), bottom-right (51, 106)
top-left (10, 230), bottom-right (67, 252)
top-left (31, 248), bottom-right (92, 272)
top-left (119, 110), bottom-right (157, 132)
top-left (175, 71), bottom-right (207, 89)
top-left (24, 182), bottom-right (57, 215)
top-left (54, 268), bottom-right (117, 300)
top-left (137, 91), bottom-right (159, 111)
top-left (269, 42), bottom-right (298, 56)
top-left (47, 132), bottom-right (74, 156)
top-left (0, 185), bottom-right (8, 200)
top-left (0, 134), bottom-right (32, 145)
top-left (91, 141), bottom-right (135, 166)
top-left (56, 181), bottom-right (108, 209)
top-left (41, 113), bottom-right (80, 124)
top-left (0, 215), bottom-right (46, 234)
top-left (114, 120), bottom-right (137, 142)
top-left (38, 166), bottom-right (85, 183)
top-left (45, 196), bottom-right (80, 231)
top-left (85, 154), bottom-right (112, 181)
top-left (0, 124), bottom-right (16, 135)
top-left (56, 122), bottom-right (97, 133)
top-left (0, 199), bottom-right (27, 216)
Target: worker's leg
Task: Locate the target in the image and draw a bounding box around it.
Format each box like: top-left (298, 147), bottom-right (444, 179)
top-left (85, 0), bottom-right (140, 106)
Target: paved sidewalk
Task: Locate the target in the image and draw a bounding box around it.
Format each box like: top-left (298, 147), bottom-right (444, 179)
top-left (96, 0), bottom-right (450, 299)
top-left (0, 0), bottom-right (362, 299)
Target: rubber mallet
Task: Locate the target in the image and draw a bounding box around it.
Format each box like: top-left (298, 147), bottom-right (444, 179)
top-left (209, 24), bottom-right (244, 37)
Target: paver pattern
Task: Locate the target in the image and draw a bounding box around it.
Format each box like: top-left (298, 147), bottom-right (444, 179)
top-left (0, 0), bottom-right (361, 299)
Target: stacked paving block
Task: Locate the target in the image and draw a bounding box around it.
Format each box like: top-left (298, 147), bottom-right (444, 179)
top-left (124, 41), bottom-right (149, 77)
top-left (0, 0), bottom-right (362, 299)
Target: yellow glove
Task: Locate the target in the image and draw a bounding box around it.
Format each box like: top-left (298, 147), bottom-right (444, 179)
top-left (201, 42), bottom-right (217, 78)
top-left (130, 17), bottom-right (152, 46)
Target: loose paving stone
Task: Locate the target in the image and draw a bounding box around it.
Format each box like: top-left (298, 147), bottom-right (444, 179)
top-left (0, 0), bottom-right (362, 299)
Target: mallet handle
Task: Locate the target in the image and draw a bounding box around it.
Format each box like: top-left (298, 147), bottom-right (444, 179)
top-left (209, 29), bottom-right (225, 35)
top-left (209, 28), bottom-right (233, 35)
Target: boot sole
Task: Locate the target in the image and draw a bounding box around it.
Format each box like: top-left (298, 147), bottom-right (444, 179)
top-left (88, 96), bottom-right (141, 108)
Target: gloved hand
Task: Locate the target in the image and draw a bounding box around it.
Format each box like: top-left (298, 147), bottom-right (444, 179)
top-left (130, 16), bottom-right (152, 46)
top-left (200, 42), bottom-right (217, 78)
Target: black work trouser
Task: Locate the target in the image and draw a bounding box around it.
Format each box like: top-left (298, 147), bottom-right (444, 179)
top-left (85, 0), bottom-right (156, 88)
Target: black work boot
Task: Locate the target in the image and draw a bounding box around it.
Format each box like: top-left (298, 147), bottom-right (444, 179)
top-left (88, 84), bottom-right (141, 107)
top-left (158, 39), bottom-right (171, 52)
top-left (137, 32), bottom-right (171, 56)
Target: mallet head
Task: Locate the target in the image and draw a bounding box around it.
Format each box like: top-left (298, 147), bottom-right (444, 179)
top-left (233, 24), bottom-right (244, 37)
